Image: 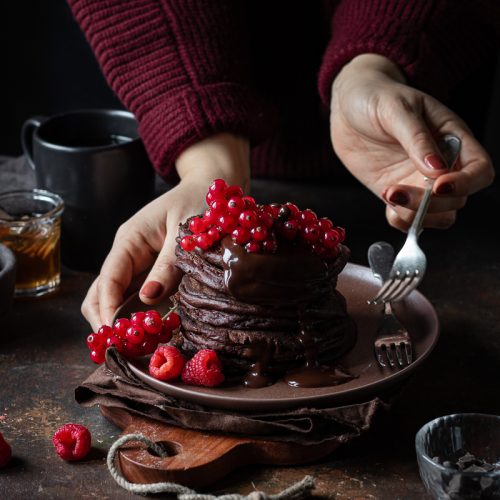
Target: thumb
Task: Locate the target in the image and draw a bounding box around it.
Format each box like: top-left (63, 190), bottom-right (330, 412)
top-left (139, 230), bottom-right (182, 305)
top-left (385, 98), bottom-right (448, 178)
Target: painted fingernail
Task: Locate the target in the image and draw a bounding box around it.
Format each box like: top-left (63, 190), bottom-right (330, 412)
top-left (388, 191), bottom-right (409, 206)
top-left (141, 281), bottom-right (163, 299)
top-left (436, 182), bottom-right (454, 195)
top-left (424, 154), bottom-right (446, 170)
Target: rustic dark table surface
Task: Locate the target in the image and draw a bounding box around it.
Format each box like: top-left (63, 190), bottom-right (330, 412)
top-left (1, 159), bottom-right (499, 499)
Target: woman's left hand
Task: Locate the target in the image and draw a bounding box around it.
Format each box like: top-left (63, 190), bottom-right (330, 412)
top-left (330, 54), bottom-right (495, 231)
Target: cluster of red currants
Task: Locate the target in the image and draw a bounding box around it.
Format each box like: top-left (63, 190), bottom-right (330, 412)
top-left (180, 179), bottom-right (346, 258)
top-left (85, 310), bottom-right (181, 364)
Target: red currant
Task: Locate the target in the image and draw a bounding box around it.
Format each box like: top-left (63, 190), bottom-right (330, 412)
top-left (106, 334), bottom-right (124, 352)
top-left (262, 236), bottom-right (278, 253)
top-left (336, 226), bottom-right (346, 242)
top-left (224, 185), bottom-right (244, 199)
top-left (300, 209), bottom-right (317, 224)
top-left (86, 333), bottom-right (103, 350)
top-left (164, 312), bottom-right (181, 330)
top-left (125, 326), bottom-right (145, 345)
top-left (242, 196), bottom-right (256, 210)
top-left (210, 198), bottom-right (228, 215)
top-left (251, 225), bottom-right (267, 241)
top-left (239, 210), bottom-right (258, 229)
top-left (189, 217), bottom-right (206, 234)
top-left (279, 219), bottom-right (300, 240)
top-left (203, 208), bottom-right (215, 225)
top-left (158, 326), bottom-right (173, 344)
top-left (142, 311), bottom-right (163, 335)
top-left (311, 243), bottom-right (327, 257)
top-left (141, 334), bottom-right (159, 355)
top-left (268, 203), bottom-right (281, 218)
top-left (90, 348), bottom-right (106, 364)
top-left (226, 196), bottom-right (245, 216)
top-left (98, 325), bottom-right (113, 338)
top-left (301, 222), bottom-right (320, 243)
top-left (196, 233), bottom-right (213, 250)
top-left (121, 340), bottom-right (142, 358)
top-left (208, 179), bottom-right (228, 200)
top-left (231, 227), bottom-right (251, 245)
top-left (130, 311), bottom-right (146, 328)
top-left (284, 202), bottom-right (300, 217)
top-left (322, 228), bottom-right (340, 249)
top-left (113, 318), bottom-right (130, 339)
top-left (218, 214), bottom-right (238, 233)
top-left (180, 235), bottom-right (196, 251)
top-left (207, 226), bottom-right (222, 243)
top-left (318, 217), bottom-right (333, 231)
top-left (257, 209), bottom-right (274, 228)
top-left (245, 241), bottom-right (261, 253)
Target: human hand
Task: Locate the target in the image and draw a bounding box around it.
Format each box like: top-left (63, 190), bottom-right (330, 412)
top-left (82, 133), bottom-right (250, 330)
top-left (330, 54), bottom-right (495, 231)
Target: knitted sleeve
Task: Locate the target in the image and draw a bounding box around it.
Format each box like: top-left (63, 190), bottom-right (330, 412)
top-left (318, 0), bottom-right (500, 106)
top-left (67, 0), bottom-right (272, 178)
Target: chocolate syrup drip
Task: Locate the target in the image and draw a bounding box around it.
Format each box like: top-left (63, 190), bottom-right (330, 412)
top-left (221, 237), bottom-right (329, 306)
top-left (220, 236), bottom-right (354, 389)
top-left (283, 318), bottom-right (355, 388)
top-left (242, 340), bottom-right (275, 388)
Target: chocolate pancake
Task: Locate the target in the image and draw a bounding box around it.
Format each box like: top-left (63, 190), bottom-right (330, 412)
top-left (173, 219), bottom-right (356, 384)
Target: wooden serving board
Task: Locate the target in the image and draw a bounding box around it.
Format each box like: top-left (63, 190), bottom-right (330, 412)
top-left (101, 406), bottom-right (340, 488)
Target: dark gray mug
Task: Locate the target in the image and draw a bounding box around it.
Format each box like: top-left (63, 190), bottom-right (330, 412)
top-left (22, 109), bottom-right (155, 272)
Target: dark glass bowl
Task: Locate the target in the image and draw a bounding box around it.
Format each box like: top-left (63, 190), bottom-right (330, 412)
top-left (416, 414), bottom-right (500, 499)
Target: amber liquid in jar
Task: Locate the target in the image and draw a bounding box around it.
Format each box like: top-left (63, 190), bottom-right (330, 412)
top-left (0, 216), bottom-right (61, 295)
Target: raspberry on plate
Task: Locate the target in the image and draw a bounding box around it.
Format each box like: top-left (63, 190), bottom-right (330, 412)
top-left (52, 423), bottom-right (91, 461)
top-left (182, 349), bottom-right (225, 387)
top-left (149, 346), bottom-right (185, 381)
top-left (0, 432), bottom-right (12, 468)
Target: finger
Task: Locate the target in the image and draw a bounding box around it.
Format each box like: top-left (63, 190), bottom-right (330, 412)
top-left (433, 134), bottom-right (495, 196)
top-left (383, 184), bottom-right (467, 213)
top-left (98, 234), bottom-right (155, 325)
top-left (139, 228), bottom-right (182, 305)
top-left (81, 278), bottom-right (102, 331)
top-left (381, 95), bottom-right (448, 177)
top-left (386, 205), bottom-right (457, 231)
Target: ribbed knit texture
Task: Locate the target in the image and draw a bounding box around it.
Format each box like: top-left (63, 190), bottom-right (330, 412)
top-left (68, 0), bottom-right (500, 181)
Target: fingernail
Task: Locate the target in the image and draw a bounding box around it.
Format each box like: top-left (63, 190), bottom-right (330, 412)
top-left (388, 191), bottom-right (409, 206)
top-left (141, 281), bottom-right (163, 299)
top-left (436, 182), bottom-right (454, 195)
top-left (424, 154), bottom-right (446, 170)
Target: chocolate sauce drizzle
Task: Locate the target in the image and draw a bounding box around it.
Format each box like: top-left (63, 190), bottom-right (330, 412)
top-left (221, 237), bottom-right (355, 388)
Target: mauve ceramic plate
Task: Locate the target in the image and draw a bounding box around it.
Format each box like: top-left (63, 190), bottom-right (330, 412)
top-left (119, 263), bottom-right (439, 411)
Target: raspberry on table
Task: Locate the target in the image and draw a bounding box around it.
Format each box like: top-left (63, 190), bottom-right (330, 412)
top-left (182, 349), bottom-right (225, 387)
top-left (0, 432), bottom-right (12, 468)
top-left (52, 424), bottom-right (91, 461)
top-left (149, 346), bottom-right (185, 381)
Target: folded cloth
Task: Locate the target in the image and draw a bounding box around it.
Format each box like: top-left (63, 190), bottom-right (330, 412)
top-left (76, 348), bottom-right (388, 445)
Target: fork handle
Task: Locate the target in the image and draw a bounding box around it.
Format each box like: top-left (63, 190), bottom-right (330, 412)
top-left (408, 180), bottom-right (434, 238)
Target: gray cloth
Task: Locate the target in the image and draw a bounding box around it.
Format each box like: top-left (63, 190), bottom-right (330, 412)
top-left (0, 155), bottom-right (36, 192)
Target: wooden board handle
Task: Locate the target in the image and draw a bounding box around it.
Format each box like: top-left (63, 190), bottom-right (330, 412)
top-left (102, 406), bottom-right (340, 488)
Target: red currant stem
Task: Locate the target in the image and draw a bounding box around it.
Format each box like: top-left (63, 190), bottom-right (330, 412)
top-left (161, 306), bottom-right (178, 321)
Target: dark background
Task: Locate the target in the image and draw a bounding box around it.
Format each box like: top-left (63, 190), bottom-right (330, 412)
top-left (3, 0), bottom-right (500, 173)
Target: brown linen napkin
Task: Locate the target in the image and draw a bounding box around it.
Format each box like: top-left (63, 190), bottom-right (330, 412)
top-left (75, 348), bottom-right (388, 445)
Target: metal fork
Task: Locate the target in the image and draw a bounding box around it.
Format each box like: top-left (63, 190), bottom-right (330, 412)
top-left (369, 134), bottom-right (461, 304)
top-left (368, 241), bottom-right (413, 367)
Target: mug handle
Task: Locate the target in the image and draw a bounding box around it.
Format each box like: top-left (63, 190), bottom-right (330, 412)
top-left (21, 115), bottom-right (47, 170)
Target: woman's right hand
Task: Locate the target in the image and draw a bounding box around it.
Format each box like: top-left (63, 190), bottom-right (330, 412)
top-left (81, 133), bottom-right (250, 331)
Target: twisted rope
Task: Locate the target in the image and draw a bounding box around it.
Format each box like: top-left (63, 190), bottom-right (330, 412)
top-left (107, 433), bottom-right (316, 499)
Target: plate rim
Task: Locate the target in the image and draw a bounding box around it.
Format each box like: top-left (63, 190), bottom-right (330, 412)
top-left (121, 263), bottom-right (440, 410)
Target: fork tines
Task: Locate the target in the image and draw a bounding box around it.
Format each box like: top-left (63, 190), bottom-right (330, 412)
top-left (368, 270), bottom-right (421, 305)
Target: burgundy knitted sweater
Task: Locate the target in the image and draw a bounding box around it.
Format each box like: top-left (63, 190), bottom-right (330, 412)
top-left (68, 0), bottom-right (499, 182)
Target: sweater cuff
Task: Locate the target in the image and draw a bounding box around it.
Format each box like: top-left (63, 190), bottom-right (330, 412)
top-left (138, 82), bottom-right (275, 179)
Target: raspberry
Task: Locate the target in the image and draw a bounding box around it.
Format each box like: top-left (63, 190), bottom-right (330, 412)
top-left (0, 432), bottom-right (12, 468)
top-left (182, 349), bottom-right (225, 387)
top-left (52, 424), bottom-right (91, 461)
top-left (149, 346), bottom-right (185, 381)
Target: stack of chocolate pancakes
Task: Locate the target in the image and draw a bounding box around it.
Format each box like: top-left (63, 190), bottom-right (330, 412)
top-left (173, 219), bottom-right (356, 387)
